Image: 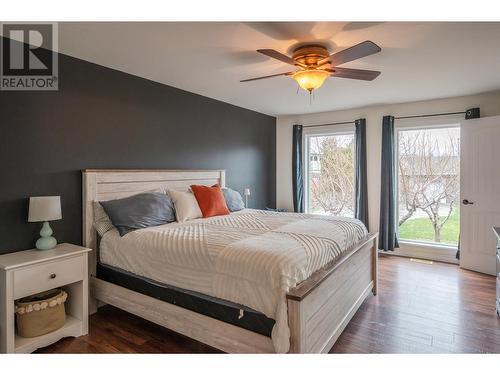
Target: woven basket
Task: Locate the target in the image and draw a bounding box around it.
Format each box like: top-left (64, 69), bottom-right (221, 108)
top-left (15, 289), bottom-right (67, 338)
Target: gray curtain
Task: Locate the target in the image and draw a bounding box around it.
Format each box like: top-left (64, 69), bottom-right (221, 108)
top-left (456, 107), bottom-right (480, 259)
top-left (355, 119), bottom-right (369, 230)
top-left (378, 116), bottom-right (399, 251)
top-left (292, 124), bottom-right (304, 213)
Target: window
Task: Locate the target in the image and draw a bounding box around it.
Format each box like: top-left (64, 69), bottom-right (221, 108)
top-left (305, 130), bottom-right (355, 216)
top-left (397, 126), bottom-right (460, 246)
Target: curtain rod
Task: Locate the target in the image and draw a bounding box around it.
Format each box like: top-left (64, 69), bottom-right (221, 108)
top-left (302, 120), bottom-right (356, 128)
top-left (394, 111), bottom-right (465, 120)
top-left (302, 110), bottom-right (466, 127)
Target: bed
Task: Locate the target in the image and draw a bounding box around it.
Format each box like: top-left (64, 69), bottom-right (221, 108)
top-left (83, 169), bottom-right (377, 353)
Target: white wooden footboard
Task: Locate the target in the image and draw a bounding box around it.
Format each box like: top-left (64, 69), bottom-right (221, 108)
top-left (287, 233), bottom-right (377, 353)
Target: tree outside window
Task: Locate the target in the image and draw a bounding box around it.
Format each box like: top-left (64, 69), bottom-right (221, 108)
top-left (398, 127), bottom-right (460, 245)
top-left (307, 134), bottom-right (355, 217)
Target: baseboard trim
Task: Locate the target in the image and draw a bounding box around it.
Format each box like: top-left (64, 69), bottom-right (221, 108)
top-left (379, 243), bottom-right (458, 265)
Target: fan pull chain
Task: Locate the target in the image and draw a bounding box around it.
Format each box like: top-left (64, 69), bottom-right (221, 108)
top-left (309, 90), bottom-right (314, 105)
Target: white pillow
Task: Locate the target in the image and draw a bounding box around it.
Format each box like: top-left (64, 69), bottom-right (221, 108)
top-left (168, 189), bottom-right (203, 222)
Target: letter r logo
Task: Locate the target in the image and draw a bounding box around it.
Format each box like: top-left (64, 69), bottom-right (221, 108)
top-left (2, 24), bottom-right (53, 76)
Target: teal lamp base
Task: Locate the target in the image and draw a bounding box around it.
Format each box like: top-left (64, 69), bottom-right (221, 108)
top-left (35, 221), bottom-right (57, 250)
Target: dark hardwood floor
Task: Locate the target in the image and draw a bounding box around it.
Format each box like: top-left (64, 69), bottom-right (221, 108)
top-left (37, 254), bottom-right (500, 354)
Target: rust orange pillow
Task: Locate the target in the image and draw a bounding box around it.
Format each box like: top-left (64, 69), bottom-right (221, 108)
top-left (190, 184), bottom-right (230, 218)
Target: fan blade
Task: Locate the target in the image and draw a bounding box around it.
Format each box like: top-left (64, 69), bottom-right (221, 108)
top-left (329, 67), bottom-right (381, 81)
top-left (257, 49), bottom-right (302, 67)
top-left (318, 40), bottom-right (381, 67)
top-left (240, 71), bottom-right (294, 82)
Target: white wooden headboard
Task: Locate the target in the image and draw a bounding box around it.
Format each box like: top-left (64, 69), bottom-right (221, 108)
top-left (82, 169), bottom-right (226, 275)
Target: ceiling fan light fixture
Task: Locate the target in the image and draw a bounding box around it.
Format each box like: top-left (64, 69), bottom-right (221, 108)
top-left (292, 69), bottom-right (329, 93)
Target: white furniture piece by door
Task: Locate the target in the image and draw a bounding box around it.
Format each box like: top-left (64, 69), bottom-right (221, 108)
top-left (494, 228), bottom-right (500, 315)
top-left (460, 115), bottom-right (500, 275)
top-left (0, 243), bottom-right (91, 353)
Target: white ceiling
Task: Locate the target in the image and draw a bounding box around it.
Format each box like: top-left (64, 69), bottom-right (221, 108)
top-left (52, 22), bottom-right (500, 116)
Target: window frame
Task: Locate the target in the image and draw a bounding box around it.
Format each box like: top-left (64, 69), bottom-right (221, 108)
top-left (303, 123), bottom-right (356, 215)
top-left (395, 115), bottom-right (462, 249)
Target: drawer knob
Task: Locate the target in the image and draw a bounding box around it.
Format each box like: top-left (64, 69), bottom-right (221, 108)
top-left (50, 273), bottom-right (56, 279)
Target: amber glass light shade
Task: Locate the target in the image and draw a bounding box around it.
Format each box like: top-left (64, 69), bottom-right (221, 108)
top-left (292, 69), bottom-right (329, 92)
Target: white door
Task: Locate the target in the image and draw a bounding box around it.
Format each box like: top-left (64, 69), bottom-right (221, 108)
top-left (460, 115), bottom-right (500, 275)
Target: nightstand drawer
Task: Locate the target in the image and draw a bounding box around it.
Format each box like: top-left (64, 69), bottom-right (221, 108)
top-left (13, 255), bottom-right (84, 299)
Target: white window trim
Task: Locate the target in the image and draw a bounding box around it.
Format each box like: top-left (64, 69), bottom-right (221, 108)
top-left (394, 114), bottom-right (462, 260)
top-left (395, 113), bottom-right (463, 129)
top-left (302, 123), bottom-right (355, 137)
top-left (302, 123), bottom-right (356, 215)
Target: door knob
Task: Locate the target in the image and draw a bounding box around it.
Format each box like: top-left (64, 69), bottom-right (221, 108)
top-left (462, 199), bottom-right (474, 205)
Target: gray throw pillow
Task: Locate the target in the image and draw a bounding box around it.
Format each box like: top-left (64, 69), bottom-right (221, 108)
top-left (222, 188), bottom-right (245, 212)
top-left (100, 192), bottom-right (176, 236)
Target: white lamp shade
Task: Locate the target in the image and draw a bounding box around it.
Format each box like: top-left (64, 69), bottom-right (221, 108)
top-left (28, 196), bottom-right (62, 222)
top-left (244, 188), bottom-right (251, 196)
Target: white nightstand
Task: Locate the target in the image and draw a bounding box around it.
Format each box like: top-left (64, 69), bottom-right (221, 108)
top-left (0, 243), bottom-right (91, 353)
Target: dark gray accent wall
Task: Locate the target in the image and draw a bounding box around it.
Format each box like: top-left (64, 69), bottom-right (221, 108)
top-left (0, 46), bottom-right (276, 254)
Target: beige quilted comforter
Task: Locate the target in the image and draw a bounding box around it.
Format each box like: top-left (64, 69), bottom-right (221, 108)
top-left (99, 209), bottom-right (368, 352)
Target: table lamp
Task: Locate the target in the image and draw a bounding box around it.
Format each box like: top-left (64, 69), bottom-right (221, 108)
top-left (244, 188), bottom-right (251, 208)
top-left (28, 196), bottom-right (62, 250)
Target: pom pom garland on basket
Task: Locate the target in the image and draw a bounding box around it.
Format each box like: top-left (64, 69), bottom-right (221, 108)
top-left (15, 289), bottom-right (67, 338)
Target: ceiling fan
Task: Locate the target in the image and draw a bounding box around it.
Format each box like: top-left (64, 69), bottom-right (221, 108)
top-left (241, 40), bottom-right (381, 94)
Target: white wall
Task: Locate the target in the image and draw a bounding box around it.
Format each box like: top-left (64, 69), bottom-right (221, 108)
top-left (276, 90), bottom-right (500, 234)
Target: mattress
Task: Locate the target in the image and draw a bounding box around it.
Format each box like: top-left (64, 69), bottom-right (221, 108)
top-left (98, 209), bottom-right (368, 352)
top-left (96, 262), bottom-right (275, 337)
